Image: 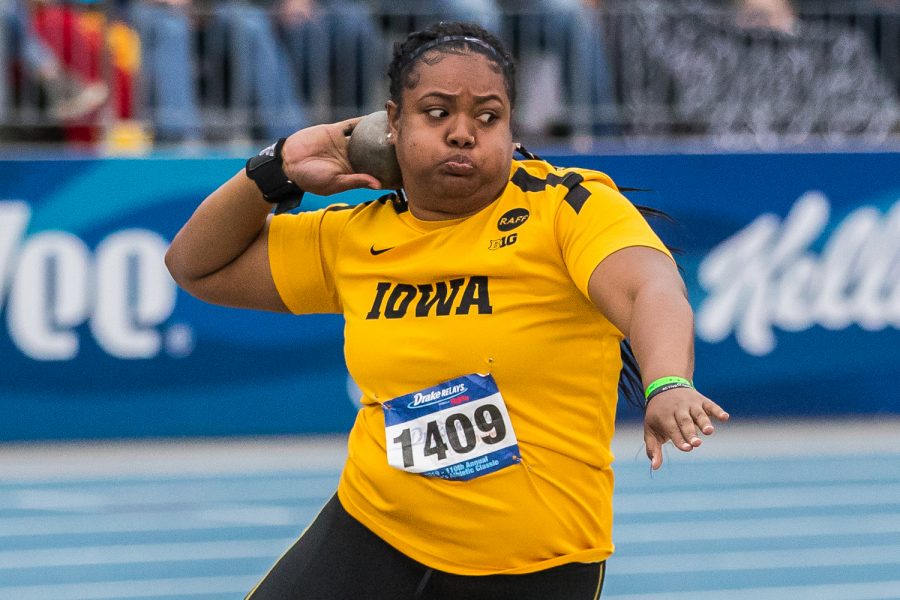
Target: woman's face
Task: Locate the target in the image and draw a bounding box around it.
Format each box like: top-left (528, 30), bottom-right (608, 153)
top-left (387, 51), bottom-right (514, 220)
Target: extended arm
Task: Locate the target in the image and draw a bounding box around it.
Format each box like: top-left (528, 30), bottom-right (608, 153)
top-left (588, 246), bottom-right (729, 469)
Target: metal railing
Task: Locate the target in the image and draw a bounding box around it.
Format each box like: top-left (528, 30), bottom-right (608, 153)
top-left (0, 0), bottom-right (897, 151)
top-left (605, 0), bottom-right (900, 147)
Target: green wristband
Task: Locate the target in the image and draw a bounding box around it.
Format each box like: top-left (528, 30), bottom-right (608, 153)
top-left (644, 376), bottom-right (694, 400)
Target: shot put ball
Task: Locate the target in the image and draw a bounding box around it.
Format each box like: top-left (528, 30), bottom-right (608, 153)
top-left (348, 111), bottom-right (403, 189)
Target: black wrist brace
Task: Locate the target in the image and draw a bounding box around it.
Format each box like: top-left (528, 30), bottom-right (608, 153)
top-left (245, 138), bottom-right (305, 214)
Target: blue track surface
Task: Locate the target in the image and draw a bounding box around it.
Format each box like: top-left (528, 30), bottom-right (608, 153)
top-left (2, 438), bottom-right (899, 599)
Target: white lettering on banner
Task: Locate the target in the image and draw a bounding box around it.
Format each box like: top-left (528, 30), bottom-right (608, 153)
top-left (91, 231), bottom-right (177, 359)
top-left (0, 201), bottom-right (187, 361)
top-left (697, 192), bottom-right (900, 356)
top-left (0, 202), bottom-right (29, 306)
top-left (8, 231), bottom-right (91, 360)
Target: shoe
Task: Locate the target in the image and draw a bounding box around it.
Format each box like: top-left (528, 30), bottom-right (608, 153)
top-left (49, 80), bottom-right (109, 121)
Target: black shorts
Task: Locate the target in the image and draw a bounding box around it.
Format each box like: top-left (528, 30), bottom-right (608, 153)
top-left (245, 494), bottom-right (606, 600)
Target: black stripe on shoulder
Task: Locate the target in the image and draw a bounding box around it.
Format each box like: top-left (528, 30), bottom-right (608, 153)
top-left (559, 172), bottom-right (590, 214)
top-left (510, 167), bottom-right (548, 192)
top-left (510, 167), bottom-right (592, 214)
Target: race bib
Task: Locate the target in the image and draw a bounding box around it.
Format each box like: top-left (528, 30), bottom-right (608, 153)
top-left (383, 373), bottom-right (520, 481)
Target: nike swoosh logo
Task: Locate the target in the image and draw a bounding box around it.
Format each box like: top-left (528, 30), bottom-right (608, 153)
top-left (370, 244), bottom-right (395, 256)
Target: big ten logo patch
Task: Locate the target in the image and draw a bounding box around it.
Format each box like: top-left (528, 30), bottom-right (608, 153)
top-left (489, 233), bottom-right (518, 250)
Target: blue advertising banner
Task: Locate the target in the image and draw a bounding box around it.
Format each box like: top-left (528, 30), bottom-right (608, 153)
top-left (574, 152), bottom-right (900, 419)
top-left (0, 152), bottom-right (897, 440)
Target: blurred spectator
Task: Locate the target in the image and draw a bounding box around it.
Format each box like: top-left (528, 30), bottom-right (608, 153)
top-left (794, 0), bottom-right (900, 97)
top-left (129, 0), bottom-right (201, 143)
top-left (735, 0), bottom-right (798, 31)
top-left (130, 0), bottom-right (379, 144)
top-left (372, 0), bottom-right (502, 32)
top-left (202, 0), bottom-right (307, 141)
top-left (498, 0), bottom-right (618, 136)
top-left (30, 0), bottom-right (140, 144)
top-left (278, 0), bottom-right (381, 121)
top-left (614, 0), bottom-right (900, 142)
top-left (0, 0), bottom-right (107, 125)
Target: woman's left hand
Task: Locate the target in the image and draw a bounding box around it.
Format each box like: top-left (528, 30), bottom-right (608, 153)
top-left (643, 389), bottom-right (729, 470)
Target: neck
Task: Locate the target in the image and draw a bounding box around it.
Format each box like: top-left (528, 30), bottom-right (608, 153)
top-left (403, 177), bottom-right (509, 221)
top-left (407, 201), bottom-right (486, 221)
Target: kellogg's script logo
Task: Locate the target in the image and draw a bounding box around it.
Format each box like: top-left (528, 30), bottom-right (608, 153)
top-left (697, 192), bottom-right (900, 356)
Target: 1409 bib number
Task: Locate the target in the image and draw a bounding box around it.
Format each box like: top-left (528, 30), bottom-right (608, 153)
top-left (392, 403), bottom-right (507, 468)
top-left (382, 374), bottom-right (521, 481)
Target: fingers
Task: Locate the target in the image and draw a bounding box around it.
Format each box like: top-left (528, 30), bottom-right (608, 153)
top-left (644, 431), bottom-right (663, 470)
top-left (692, 404), bottom-right (715, 436)
top-left (340, 116), bottom-right (366, 137)
top-left (666, 418), bottom-right (691, 452)
top-left (704, 399), bottom-right (730, 422)
top-left (333, 173), bottom-right (382, 192)
top-left (689, 396), bottom-right (730, 436)
top-left (643, 391), bottom-right (730, 469)
top-left (675, 410), bottom-right (701, 449)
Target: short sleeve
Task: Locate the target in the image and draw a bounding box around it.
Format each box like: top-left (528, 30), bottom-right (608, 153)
top-left (555, 176), bottom-right (672, 299)
top-left (268, 205), bottom-right (352, 314)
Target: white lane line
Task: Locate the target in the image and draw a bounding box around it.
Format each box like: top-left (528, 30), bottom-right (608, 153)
top-left (0, 575), bottom-right (257, 600)
top-left (610, 419), bottom-right (900, 459)
top-left (614, 459), bottom-right (900, 489)
top-left (615, 512), bottom-right (900, 543)
top-left (611, 544), bottom-right (900, 574)
top-left (0, 436), bottom-right (349, 482)
top-left (4, 490), bottom-right (111, 512)
top-left (4, 476), bottom-right (897, 514)
top-left (1, 477), bottom-right (339, 512)
top-left (1, 505), bottom-right (898, 540)
top-left (197, 506), bottom-right (304, 526)
top-left (0, 505), bottom-right (315, 537)
top-left (605, 580), bottom-right (900, 600)
top-left (0, 539), bottom-right (293, 569)
top-left (615, 482), bottom-right (900, 513)
top-left (4, 474), bottom-right (898, 516)
top-left (0, 458), bottom-right (900, 494)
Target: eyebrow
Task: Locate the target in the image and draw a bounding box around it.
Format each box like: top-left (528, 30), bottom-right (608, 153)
top-left (420, 91), bottom-right (505, 104)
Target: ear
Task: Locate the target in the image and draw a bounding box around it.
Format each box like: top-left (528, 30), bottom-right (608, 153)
top-left (385, 100), bottom-right (400, 143)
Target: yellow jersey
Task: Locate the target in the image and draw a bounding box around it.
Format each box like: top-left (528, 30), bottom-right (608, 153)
top-left (268, 159), bottom-right (670, 575)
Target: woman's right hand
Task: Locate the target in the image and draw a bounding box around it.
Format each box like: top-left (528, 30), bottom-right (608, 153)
top-left (281, 117), bottom-right (383, 196)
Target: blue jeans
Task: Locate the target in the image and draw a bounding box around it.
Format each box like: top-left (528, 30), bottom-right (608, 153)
top-left (129, 2), bottom-right (201, 141)
top-left (0, 0), bottom-right (62, 120)
top-left (207, 2), bottom-right (307, 139)
top-left (376, 0), bottom-right (502, 33)
top-left (502, 0), bottom-right (618, 134)
top-left (281, 1), bottom-right (382, 120)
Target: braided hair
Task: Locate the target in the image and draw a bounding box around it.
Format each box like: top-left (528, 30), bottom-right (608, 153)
top-left (387, 21), bottom-right (517, 110)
